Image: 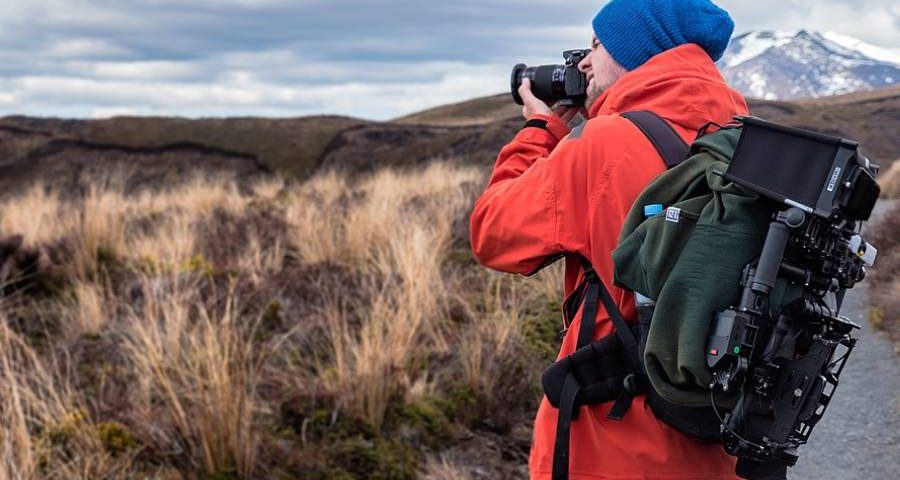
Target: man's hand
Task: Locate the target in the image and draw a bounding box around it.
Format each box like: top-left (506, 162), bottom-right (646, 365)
top-left (519, 78), bottom-right (587, 124)
top-left (518, 78), bottom-right (552, 118)
top-left (553, 104), bottom-right (588, 124)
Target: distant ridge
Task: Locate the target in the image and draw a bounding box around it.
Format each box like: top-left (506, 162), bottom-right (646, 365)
top-left (0, 85), bottom-right (896, 196)
top-left (392, 93), bottom-right (519, 126)
top-left (794, 84), bottom-right (900, 106)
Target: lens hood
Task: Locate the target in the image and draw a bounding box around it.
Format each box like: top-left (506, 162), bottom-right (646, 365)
top-left (510, 63), bottom-right (527, 105)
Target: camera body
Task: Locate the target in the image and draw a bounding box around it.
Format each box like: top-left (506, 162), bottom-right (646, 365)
top-left (705, 117), bottom-right (879, 476)
top-left (511, 49), bottom-right (589, 107)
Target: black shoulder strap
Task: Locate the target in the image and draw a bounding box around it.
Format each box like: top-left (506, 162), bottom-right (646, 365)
top-left (621, 110), bottom-right (689, 168)
top-left (550, 256), bottom-right (646, 480)
top-left (574, 258), bottom-right (635, 351)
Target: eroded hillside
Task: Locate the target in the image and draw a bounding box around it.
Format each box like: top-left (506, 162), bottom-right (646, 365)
top-left (1, 86), bottom-right (897, 197)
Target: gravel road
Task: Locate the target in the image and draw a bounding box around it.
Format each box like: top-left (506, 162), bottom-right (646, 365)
top-left (790, 199), bottom-right (899, 479)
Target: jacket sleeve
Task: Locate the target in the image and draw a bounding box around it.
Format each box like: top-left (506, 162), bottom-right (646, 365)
top-left (469, 113), bottom-right (590, 274)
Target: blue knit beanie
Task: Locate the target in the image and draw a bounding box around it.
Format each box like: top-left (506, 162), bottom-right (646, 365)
top-left (592, 0), bottom-right (734, 70)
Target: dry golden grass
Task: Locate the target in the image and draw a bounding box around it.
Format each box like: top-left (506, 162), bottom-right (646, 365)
top-left (74, 186), bottom-right (127, 279)
top-left (296, 163), bottom-right (481, 429)
top-left (123, 279), bottom-right (259, 478)
top-left (0, 174), bottom-right (249, 281)
top-left (0, 175), bottom-right (267, 478)
top-left (67, 282), bottom-right (113, 335)
top-left (238, 230), bottom-right (286, 283)
top-left (283, 177), bottom-right (347, 265)
top-left (532, 261), bottom-right (566, 301)
top-left (458, 276), bottom-right (522, 399)
top-left (0, 184), bottom-right (70, 247)
top-left (172, 176), bottom-right (248, 216)
top-left (0, 162), bottom-right (558, 478)
top-left (879, 159), bottom-right (900, 198)
top-left (127, 212), bottom-right (197, 276)
top-left (285, 163), bottom-right (480, 267)
top-left (423, 456), bottom-right (472, 480)
top-left (250, 176), bottom-right (286, 201)
top-left (869, 202), bottom-right (900, 347)
top-left (0, 322), bottom-right (133, 480)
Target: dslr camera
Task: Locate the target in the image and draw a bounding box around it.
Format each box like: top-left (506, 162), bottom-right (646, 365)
top-left (510, 49), bottom-right (589, 107)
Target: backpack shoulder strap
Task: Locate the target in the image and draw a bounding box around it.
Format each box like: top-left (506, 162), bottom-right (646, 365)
top-left (621, 110), bottom-right (690, 168)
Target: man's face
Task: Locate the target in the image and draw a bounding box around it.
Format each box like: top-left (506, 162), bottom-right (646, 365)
top-left (578, 36), bottom-right (627, 110)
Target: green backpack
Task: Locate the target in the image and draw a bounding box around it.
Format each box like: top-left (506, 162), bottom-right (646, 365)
top-left (545, 111), bottom-right (875, 480)
top-left (541, 112), bottom-right (799, 480)
top-left (612, 123), bottom-right (801, 406)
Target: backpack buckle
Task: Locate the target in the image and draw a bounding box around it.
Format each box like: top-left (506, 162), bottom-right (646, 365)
top-left (622, 373), bottom-right (638, 395)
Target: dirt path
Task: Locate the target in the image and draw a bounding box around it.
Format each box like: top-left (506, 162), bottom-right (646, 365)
top-left (790, 199), bottom-right (899, 479)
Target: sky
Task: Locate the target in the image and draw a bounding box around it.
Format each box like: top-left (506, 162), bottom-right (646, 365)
top-left (1, 0), bottom-right (898, 120)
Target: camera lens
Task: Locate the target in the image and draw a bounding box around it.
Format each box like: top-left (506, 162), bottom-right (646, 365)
top-left (510, 64), bottom-right (528, 105)
top-left (510, 63), bottom-right (568, 105)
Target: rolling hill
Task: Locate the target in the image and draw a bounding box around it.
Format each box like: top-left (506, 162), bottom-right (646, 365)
top-left (0, 85), bottom-right (897, 196)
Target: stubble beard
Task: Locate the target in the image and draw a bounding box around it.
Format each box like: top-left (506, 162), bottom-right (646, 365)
top-left (583, 80), bottom-right (611, 112)
top-left (584, 85), bottom-right (602, 111)
top-left (584, 60), bottom-right (627, 111)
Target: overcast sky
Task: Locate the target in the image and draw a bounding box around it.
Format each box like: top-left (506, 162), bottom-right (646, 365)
top-left (1, 0), bottom-right (898, 120)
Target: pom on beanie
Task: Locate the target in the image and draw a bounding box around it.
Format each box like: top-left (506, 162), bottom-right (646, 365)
top-left (592, 0), bottom-right (734, 70)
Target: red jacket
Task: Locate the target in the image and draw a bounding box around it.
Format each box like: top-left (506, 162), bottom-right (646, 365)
top-left (470, 44), bottom-right (749, 479)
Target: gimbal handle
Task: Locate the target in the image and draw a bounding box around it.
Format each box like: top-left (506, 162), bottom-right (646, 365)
top-left (750, 208), bottom-right (806, 295)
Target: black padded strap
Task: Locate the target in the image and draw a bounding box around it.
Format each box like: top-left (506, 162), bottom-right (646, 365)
top-left (589, 260), bottom-right (645, 420)
top-left (573, 256), bottom-right (641, 375)
top-left (551, 259), bottom-right (603, 480)
top-left (562, 276), bottom-right (590, 331)
top-left (622, 110), bottom-right (689, 168)
top-left (595, 276), bottom-right (638, 359)
top-left (552, 373), bottom-right (581, 480)
top-left (553, 259), bottom-right (599, 480)
top-left (549, 257), bottom-right (647, 480)
top-left (577, 269), bottom-right (600, 349)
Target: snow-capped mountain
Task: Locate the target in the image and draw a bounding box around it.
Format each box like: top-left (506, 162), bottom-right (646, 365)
top-left (719, 30), bottom-right (900, 100)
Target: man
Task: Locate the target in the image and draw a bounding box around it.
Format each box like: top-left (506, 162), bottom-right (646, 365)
top-left (469, 0), bottom-right (748, 478)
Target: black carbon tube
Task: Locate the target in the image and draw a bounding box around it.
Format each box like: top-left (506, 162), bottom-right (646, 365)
top-left (751, 222), bottom-right (790, 295)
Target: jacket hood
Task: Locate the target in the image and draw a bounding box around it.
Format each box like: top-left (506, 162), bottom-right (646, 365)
top-left (588, 43), bottom-right (747, 138)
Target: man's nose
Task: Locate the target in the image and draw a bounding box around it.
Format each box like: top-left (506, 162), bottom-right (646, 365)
top-left (578, 56), bottom-right (590, 74)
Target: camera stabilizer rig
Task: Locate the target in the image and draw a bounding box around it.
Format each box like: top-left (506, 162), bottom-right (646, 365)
top-left (705, 116), bottom-right (880, 478)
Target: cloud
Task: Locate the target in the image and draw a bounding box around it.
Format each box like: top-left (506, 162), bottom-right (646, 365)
top-left (718, 0), bottom-right (900, 53)
top-left (0, 0), bottom-right (897, 120)
top-left (87, 61), bottom-right (205, 80)
top-left (45, 39), bottom-right (133, 59)
top-left (2, 60), bottom-right (509, 120)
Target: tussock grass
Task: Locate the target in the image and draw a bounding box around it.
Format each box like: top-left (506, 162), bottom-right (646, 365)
top-left (423, 456), bottom-right (472, 480)
top-left (289, 163), bottom-right (481, 429)
top-left (0, 184), bottom-right (69, 247)
top-left (868, 201), bottom-right (900, 346)
top-left (0, 322), bottom-right (133, 479)
top-left (286, 163), bottom-right (480, 267)
top-left (124, 279), bottom-right (259, 477)
top-left (67, 281), bottom-right (112, 335)
top-left (458, 276), bottom-right (522, 400)
top-left (879, 160), bottom-right (900, 199)
top-left (0, 161), bottom-right (560, 478)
